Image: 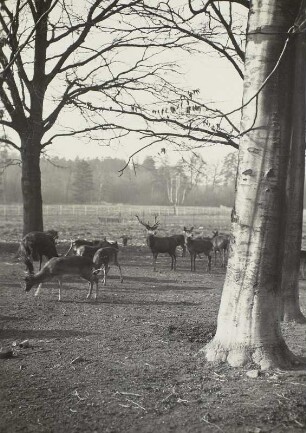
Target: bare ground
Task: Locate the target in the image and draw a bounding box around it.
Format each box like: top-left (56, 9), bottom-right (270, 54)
top-left (0, 242), bottom-right (305, 433)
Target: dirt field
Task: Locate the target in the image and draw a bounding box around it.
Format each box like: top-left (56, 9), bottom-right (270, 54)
top-left (0, 240), bottom-right (306, 433)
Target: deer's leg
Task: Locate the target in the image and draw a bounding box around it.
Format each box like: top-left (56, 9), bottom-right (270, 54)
top-left (170, 254), bottom-right (174, 270)
top-left (182, 245), bottom-right (186, 257)
top-left (116, 262), bottom-right (123, 283)
top-left (207, 255), bottom-right (212, 273)
top-left (90, 273), bottom-right (99, 300)
top-left (34, 283), bottom-right (42, 297)
top-left (153, 253), bottom-right (158, 271)
top-left (58, 278), bottom-right (62, 301)
top-left (173, 254), bottom-right (176, 271)
top-left (222, 249), bottom-right (225, 267)
top-left (103, 266), bottom-right (107, 286)
top-left (87, 280), bottom-right (93, 299)
top-left (94, 276), bottom-right (99, 300)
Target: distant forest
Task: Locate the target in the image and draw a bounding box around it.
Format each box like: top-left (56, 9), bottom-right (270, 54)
top-left (1, 152), bottom-right (239, 207)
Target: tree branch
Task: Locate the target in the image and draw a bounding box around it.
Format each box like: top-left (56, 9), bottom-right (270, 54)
top-left (188, 0), bottom-right (250, 15)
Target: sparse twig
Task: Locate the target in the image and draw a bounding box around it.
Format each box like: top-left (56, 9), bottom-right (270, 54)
top-left (73, 390), bottom-right (87, 401)
top-left (115, 391), bottom-right (142, 397)
top-left (125, 398), bottom-right (146, 411)
top-left (201, 414), bottom-right (223, 432)
top-left (293, 419), bottom-right (304, 428)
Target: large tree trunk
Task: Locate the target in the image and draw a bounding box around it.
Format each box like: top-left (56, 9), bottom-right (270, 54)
top-left (21, 136), bottom-right (43, 236)
top-left (281, 29), bottom-right (306, 323)
top-left (203, 0), bottom-right (303, 369)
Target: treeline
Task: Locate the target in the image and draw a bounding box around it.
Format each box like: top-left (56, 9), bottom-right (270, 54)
top-left (1, 153), bottom-right (239, 207)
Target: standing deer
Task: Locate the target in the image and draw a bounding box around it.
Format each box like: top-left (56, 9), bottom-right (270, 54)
top-left (75, 240), bottom-right (119, 260)
top-left (135, 215), bottom-right (177, 271)
top-left (170, 232), bottom-right (187, 257)
top-left (19, 230), bottom-right (59, 275)
top-left (65, 237), bottom-right (114, 256)
top-left (22, 256), bottom-right (99, 301)
top-left (183, 227), bottom-right (213, 272)
top-left (211, 230), bottom-right (230, 267)
top-left (93, 246), bottom-right (123, 286)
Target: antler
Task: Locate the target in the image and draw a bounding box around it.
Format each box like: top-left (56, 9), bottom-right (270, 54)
top-left (152, 214), bottom-right (160, 230)
top-left (135, 214), bottom-right (159, 231)
top-left (135, 215), bottom-right (150, 230)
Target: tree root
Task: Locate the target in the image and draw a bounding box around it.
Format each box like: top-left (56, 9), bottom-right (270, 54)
top-left (202, 338), bottom-right (306, 370)
top-left (282, 310), bottom-right (306, 324)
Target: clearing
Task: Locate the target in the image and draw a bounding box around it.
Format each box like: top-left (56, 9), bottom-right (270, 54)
top-left (0, 240), bottom-right (305, 433)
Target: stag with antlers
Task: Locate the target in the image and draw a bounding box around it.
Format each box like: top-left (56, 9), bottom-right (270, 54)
top-left (135, 215), bottom-right (177, 271)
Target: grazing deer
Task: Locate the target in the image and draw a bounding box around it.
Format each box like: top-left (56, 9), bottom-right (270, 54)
top-left (300, 250), bottom-right (306, 279)
top-left (19, 230), bottom-right (59, 275)
top-left (183, 227), bottom-right (213, 272)
top-left (211, 230), bottom-right (230, 268)
top-left (22, 256), bottom-right (99, 301)
top-left (93, 247), bottom-right (123, 286)
top-left (135, 215), bottom-right (177, 271)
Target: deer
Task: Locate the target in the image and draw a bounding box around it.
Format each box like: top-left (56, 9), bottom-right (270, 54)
top-left (170, 232), bottom-right (187, 257)
top-left (135, 215), bottom-right (177, 271)
top-left (93, 246), bottom-right (123, 286)
top-left (183, 227), bottom-right (213, 272)
top-left (120, 235), bottom-right (132, 247)
top-left (75, 240), bottom-right (119, 260)
top-left (22, 256), bottom-right (99, 301)
top-left (19, 230), bottom-right (59, 275)
top-left (64, 237), bottom-right (112, 256)
top-left (211, 230), bottom-right (230, 267)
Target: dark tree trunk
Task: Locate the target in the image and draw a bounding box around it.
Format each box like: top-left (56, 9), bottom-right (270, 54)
top-left (21, 135), bottom-right (43, 236)
top-left (281, 30), bottom-right (306, 323)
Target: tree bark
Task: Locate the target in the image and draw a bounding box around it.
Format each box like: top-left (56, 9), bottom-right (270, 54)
top-left (280, 29), bottom-right (306, 323)
top-left (203, 0), bottom-right (304, 369)
top-left (21, 134), bottom-right (43, 236)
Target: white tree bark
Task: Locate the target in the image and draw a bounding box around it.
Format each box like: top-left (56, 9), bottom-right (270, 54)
top-left (203, 0), bottom-right (304, 369)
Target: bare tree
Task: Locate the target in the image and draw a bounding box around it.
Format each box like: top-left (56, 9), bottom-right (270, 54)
top-left (0, 0), bottom-right (192, 234)
top-left (158, 153), bottom-right (206, 214)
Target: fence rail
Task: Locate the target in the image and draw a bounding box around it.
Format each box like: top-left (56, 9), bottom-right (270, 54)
top-left (0, 204), bottom-right (232, 219)
top-left (2, 204), bottom-right (306, 244)
top-left (0, 204), bottom-right (233, 242)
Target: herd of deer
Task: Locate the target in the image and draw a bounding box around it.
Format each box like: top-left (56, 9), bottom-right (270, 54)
top-left (18, 215), bottom-right (231, 302)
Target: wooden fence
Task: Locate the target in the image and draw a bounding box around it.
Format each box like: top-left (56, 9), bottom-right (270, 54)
top-left (0, 204), bottom-right (232, 218)
top-left (0, 204), bottom-right (232, 229)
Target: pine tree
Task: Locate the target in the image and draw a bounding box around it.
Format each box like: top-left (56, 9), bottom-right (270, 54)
top-left (72, 160), bottom-right (93, 204)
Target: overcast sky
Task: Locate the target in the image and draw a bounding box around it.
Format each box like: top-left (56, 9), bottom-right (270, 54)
top-left (48, 51), bottom-right (243, 165)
